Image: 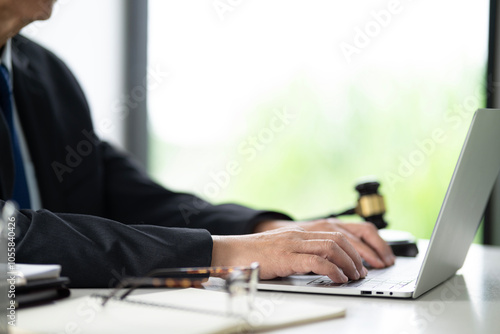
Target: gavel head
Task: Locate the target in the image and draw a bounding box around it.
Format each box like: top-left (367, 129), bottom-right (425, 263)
top-left (354, 180), bottom-right (388, 229)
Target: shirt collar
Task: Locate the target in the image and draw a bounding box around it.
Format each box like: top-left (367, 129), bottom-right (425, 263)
top-left (0, 39), bottom-right (13, 85)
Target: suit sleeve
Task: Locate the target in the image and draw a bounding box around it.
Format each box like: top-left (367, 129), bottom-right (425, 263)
top-left (98, 140), bottom-right (292, 235)
top-left (7, 142), bottom-right (291, 287)
top-left (6, 140), bottom-right (292, 288)
top-left (5, 200), bottom-right (213, 287)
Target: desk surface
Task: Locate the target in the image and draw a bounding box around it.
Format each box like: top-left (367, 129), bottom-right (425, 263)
top-left (18, 243), bottom-right (500, 334)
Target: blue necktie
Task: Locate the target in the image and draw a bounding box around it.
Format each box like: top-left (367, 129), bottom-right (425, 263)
top-left (0, 64), bottom-right (31, 209)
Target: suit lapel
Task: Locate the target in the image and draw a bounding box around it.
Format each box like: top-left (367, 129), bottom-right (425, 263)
top-left (11, 37), bottom-right (66, 211)
top-left (0, 104), bottom-right (14, 199)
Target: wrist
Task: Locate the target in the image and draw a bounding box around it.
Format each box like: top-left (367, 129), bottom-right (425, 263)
top-left (211, 234), bottom-right (255, 275)
top-left (211, 235), bottom-right (224, 267)
top-left (252, 220), bottom-right (292, 233)
top-left (211, 235), bottom-right (239, 269)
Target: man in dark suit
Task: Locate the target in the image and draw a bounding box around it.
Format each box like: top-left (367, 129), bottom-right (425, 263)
top-left (0, 0), bottom-right (394, 287)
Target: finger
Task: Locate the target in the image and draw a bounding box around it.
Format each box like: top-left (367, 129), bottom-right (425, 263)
top-left (343, 223), bottom-right (395, 267)
top-left (296, 231), bottom-right (365, 276)
top-left (296, 220), bottom-right (391, 270)
top-left (356, 223), bottom-right (395, 266)
top-left (296, 239), bottom-right (361, 280)
top-left (327, 225), bottom-right (386, 268)
top-left (343, 233), bottom-right (387, 269)
top-left (290, 253), bottom-right (349, 283)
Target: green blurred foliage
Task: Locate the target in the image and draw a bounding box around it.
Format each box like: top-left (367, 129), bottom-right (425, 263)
top-left (150, 65), bottom-right (486, 242)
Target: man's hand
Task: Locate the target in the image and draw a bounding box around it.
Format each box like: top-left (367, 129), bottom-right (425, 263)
top-left (254, 218), bottom-right (395, 269)
top-left (211, 227), bottom-right (368, 283)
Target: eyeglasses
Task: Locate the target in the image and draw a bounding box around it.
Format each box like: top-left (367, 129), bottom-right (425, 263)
top-left (97, 262), bottom-right (260, 320)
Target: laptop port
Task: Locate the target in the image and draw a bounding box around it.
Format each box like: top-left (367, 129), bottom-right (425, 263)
top-left (376, 292), bottom-right (384, 295)
top-left (361, 291), bottom-right (372, 295)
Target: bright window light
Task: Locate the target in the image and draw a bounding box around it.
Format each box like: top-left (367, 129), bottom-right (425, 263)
top-left (148, 0), bottom-right (489, 239)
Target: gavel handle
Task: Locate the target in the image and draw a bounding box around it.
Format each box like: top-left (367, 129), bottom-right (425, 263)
top-left (326, 208), bottom-right (356, 218)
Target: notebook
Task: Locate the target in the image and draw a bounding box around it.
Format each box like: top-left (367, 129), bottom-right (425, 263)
top-left (12, 264), bottom-right (70, 307)
top-left (16, 288), bottom-right (345, 333)
top-left (12, 264), bottom-right (62, 283)
top-left (257, 108), bottom-right (500, 299)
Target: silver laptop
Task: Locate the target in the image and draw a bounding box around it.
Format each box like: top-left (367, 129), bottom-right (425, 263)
top-left (258, 108), bottom-right (500, 299)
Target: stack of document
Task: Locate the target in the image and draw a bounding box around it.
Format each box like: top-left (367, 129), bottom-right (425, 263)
top-left (10, 264), bottom-right (70, 307)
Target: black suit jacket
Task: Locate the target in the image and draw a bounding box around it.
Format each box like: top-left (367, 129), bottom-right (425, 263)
top-left (0, 35), bottom-right (289, 287)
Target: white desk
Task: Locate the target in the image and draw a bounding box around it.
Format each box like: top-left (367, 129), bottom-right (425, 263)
top-left (254, 243), bottom-right (500, 334)
top-left (17, 243), bottom-right (500, 334)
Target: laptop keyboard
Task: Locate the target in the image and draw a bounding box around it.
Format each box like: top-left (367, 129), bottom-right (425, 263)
top-left (307, 257), bottom-right (420, 291)
top-left (347, 278), bottom-right (414, 290)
